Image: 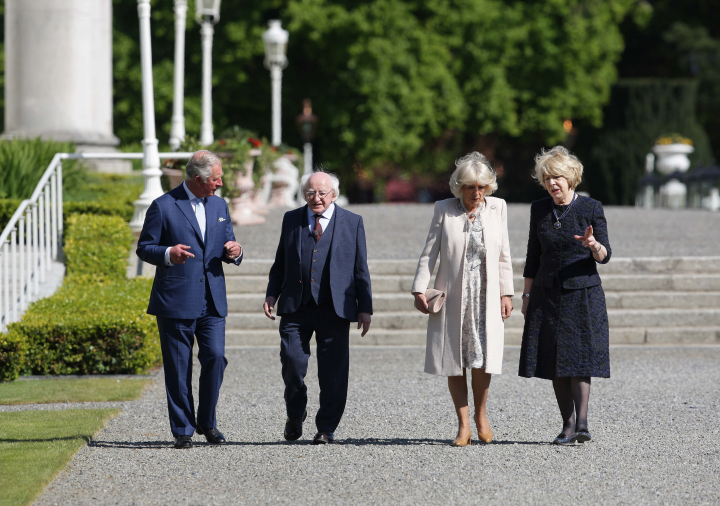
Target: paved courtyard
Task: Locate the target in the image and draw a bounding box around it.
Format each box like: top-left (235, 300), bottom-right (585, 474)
top-left (34, 346), bottom-right (720, 505)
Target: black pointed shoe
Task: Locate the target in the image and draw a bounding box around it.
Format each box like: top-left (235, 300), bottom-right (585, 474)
top-left (196, 426), bottom-right (227, 445)
top-left (284, 410), bottom-right (308, 441)
top-left (573, 429), bottom-right (592, 444)
top-left (313, 431), bottom-right (334, 445)
top-left (174, 435), bottom-right (193, 449)
top-left (552, 432), bottom-right (575, 445)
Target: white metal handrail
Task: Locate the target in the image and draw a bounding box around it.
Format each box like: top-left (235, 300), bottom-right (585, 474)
top-left (0, 151), bottom-right (193, 333)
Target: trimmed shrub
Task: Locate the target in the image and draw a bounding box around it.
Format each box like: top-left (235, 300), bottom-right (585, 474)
top-left (11, 277), bottom-right (160, 375)
top-left (0, 330), bottom-right (28, 382)
top-left (64, 214), bottom-right (133, 280)
top-left (64, 201), bottom-right (134, 223)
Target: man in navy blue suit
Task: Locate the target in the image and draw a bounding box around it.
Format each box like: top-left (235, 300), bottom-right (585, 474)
top-left (137, 150), bottom-right (243, 449)
top-left (264, 171), bottom-right (373, 444)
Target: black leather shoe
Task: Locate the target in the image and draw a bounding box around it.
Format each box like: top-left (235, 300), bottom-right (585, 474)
top-left (174, 435), bottom-right (193, 449)
top-left (552, 432), bottom-right (575, 445)
top-left (313, 431), bottom-right (334, 445)
top-left (573, 429), bottom-right (592, 444)
top-left (284, 410), bottom-right (308, 441)
top-left (196, 426), bottom-right (227, 445)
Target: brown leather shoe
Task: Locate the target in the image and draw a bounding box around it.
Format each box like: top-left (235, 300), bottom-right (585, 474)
top-left (313, 431), bottom-right (334, 444)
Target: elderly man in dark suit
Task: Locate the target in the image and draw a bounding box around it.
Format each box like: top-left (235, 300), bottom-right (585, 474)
top-left (263, 171), bottom-right (372, 444)
top-left (137, 150), bottom-right (242, 449)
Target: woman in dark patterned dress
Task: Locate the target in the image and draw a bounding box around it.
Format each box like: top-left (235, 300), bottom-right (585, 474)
top-left (519, 146), bottom-right (611, 445)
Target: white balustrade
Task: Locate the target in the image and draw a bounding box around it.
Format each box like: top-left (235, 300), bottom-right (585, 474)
top-left (0, 151), bottom-right (195, 333)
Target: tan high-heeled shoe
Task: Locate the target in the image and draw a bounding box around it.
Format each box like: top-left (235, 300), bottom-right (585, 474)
top-left (475, 419), bottom-right (493, 443)
top-left (477, 427), bottom-right (493, 443)
top-left (451, 434), bottom-right (472, 447)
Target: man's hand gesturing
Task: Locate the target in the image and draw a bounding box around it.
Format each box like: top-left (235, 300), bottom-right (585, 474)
top-left (224, 241), bottom-right (241, 259)
top-left (169, 244), bottom-right (194, 264)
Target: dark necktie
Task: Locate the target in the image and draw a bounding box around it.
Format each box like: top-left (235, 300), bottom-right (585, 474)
top-left (313, 214), bottom-right (323, 242)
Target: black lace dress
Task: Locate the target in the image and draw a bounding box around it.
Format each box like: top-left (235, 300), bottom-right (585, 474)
top-left (518, 195), bottom-right (612, 379)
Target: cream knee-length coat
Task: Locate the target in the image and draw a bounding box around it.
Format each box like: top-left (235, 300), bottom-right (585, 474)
top-left (411, 197), bottom-right (514, 376)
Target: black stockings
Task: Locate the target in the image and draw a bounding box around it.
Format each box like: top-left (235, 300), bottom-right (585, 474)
top-left (552, 377), bottom-right (591, 435)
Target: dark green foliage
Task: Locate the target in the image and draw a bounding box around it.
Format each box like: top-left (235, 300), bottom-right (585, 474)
top-left (64, 215), bottom-right (133, 280)
top-left (0, 138), bottom-right (82, 199)
top-left (9, 277), bottom-right (159, 376)
top-left (0, 198), bottom-right (22, 230)
top-left (575, 79), bottom-right (711, 206)
top-left (110, 0), bottom-right (635, 184)
top-left (0, 330), bottom-right (27, 382)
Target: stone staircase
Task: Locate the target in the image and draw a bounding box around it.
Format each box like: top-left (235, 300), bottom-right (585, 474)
top-left (223, 257), bottom-right (720, 346)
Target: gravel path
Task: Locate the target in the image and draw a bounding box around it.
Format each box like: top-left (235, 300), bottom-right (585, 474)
top-left (35, 346), bottom-right (720, 506)
top-left (234, 204), bottom-right (720, 260)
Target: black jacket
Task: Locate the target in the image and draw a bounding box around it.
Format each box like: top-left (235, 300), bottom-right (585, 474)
top-left (523, 195), bottom-right (611, 289)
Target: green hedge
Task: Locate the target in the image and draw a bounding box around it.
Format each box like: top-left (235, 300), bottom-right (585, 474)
top-left (1, 214), bottom-right (161, 380)
top-left (0, 331), bottom-right (28, 382)
top-left (8, 277), bottom-right (158, 376)
top-left (64, 214), bottom-right (133, 280)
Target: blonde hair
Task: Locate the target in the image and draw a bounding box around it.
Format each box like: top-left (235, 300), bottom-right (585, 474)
top-left (449, 152), bottom-right (498, 198)
top-left (533, 146), bottom-right (583, 190)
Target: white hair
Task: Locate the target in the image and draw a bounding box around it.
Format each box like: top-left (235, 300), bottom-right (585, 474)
top-left (301, 169), bottom-right (340, 197)
top-left (448, 152), bottom-right (498, 198)
top-left (186, 150), bottom-right (222, 182)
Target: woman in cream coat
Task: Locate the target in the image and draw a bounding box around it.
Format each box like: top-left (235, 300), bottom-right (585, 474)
top-left (412, 152), bottom-right (514, 446)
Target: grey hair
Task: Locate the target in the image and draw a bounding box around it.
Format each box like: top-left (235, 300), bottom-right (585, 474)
top-left (533, 146), bottom-right (583, 190)
top-left (448, 151), bottom-right (498, 198)
top-left (301, 169), bottom-right (340, 197)
top-left (186, 150), bottom-right (222, 182)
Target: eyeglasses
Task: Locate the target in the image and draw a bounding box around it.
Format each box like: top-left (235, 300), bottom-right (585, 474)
top-left (304, 190), bottom-right (334, 200)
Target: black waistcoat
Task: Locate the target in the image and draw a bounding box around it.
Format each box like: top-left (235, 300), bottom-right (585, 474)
top-left (301, 210), bottom-right (336, 306)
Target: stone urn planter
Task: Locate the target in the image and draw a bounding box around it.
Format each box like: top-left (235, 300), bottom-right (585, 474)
top-left (652, 143), bottom-right (694, 175)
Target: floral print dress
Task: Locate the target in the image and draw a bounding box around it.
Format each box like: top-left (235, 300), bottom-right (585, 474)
top-left (457, 198), bottom-right (488, 369)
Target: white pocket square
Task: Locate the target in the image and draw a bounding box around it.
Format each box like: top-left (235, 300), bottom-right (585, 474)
top-left (218, 217), bottom-right (226, 222)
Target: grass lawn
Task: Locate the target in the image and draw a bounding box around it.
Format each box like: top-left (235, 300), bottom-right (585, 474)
top-left (0, 378), bottom-right (150, 405)
top-left (0, 409), bottom-right (119, 506)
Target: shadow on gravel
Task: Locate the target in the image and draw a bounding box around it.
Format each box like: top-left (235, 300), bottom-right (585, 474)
top-left (87, 438), bottom-right (560, 449)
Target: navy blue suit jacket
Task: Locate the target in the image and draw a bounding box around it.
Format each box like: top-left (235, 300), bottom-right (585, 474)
top-left (523, 195), bottom-right (612, 289)
top-left (136, 184), bottom-right (242, 319)
top-left (266, 205), bottom-right (373, 321)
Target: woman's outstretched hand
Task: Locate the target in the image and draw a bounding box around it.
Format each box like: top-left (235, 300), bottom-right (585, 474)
top-left (501, 296), bottom-right (513, 320)
top-left (574, 225), bottom-right (599, 251)
top-left (413, 292), bottom-right (430, 314)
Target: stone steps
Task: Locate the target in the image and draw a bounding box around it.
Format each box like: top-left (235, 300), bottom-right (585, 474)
top-left (225, 327), bottom-right (720, 347)
top-left (223, 258), bottom-right (720, 345)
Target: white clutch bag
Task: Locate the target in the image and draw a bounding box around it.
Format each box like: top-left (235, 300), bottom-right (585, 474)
top-left (423, 288), bottom-right (446, 314)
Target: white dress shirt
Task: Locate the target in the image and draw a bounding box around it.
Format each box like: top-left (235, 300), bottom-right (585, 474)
top-left (307, 202), bottom-right (335, 234)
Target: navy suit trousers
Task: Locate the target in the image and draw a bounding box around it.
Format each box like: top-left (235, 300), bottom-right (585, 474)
top-left (279, 302), bottom-right (350, 433)
top-left (156, 302), bottom-right (227, 437)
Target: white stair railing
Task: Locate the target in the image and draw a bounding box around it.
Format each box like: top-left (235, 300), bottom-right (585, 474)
top-left (0, 151), bottom-right (194, 333)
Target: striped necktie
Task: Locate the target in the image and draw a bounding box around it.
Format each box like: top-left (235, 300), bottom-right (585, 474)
top-left (313, 214), bottom-right (323, 242)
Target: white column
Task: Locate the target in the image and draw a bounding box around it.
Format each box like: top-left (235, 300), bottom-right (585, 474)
top-left (303, 142), bottom-right (313, 176)
top-left (200, 20), bottom-right (215, 146)
top-left (271, 66), bottom-right (283, 146)
top-left (3, 0), bottom-right (130, 172)
top-left (169, 0), bottom-right (188, 151)
top-left (130, 0), bottom-right (164, 233)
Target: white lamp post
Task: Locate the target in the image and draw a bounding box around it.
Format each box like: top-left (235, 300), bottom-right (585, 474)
top-left (169, 0), bottom-right (188, 151)
top-left (197, 0), bottom-right (221, 146)
top-left (130, 0), bottom-right (163, 236)
top-left (262, 20), bottom-right (289, 147)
